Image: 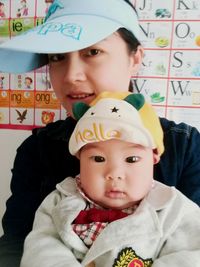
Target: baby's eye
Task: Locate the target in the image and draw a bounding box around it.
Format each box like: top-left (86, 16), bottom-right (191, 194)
top-left (126, 156), bottom-right (140, 163)
top-left (91, 156), bottom-right (105, 162)
top-left (85, 49), bottom-right (101, 57)
top-left (48, 54), bottom-right (65, 62)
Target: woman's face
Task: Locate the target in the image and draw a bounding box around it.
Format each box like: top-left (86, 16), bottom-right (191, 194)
top-left (49, 32), bottom-right (143, 115)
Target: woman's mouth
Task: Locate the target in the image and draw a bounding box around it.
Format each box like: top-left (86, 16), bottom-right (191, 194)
top-left (68, 93), bottom-right (94, 101)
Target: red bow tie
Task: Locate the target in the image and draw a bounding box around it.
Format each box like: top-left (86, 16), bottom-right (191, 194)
top-left (74, 208), bottom-right (128, 224)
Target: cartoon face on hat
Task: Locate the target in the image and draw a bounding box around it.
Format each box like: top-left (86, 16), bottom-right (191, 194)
top-left (0, 0), bottom-right (142, 73)
top-left (69, 92), bottom-right (164, 157)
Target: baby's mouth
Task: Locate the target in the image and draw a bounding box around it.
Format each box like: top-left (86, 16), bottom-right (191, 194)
top-left (105, 190), bottom-right (126, 199)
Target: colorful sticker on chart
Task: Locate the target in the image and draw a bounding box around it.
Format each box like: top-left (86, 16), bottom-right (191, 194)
top-left (41, 110), bottom-right (55, 124)
top-left (0, 1), bottom-right (6, 18)
top-left (155, 8), bottom-right (171, 18)
top-left (150, 92), bottom-right (165, 103)
top-left (15, 109), bottom-right (27, 123)
top-left (16, 0), bottom-right (29, 17)
top-left (155, 63), bottom-right (167, 75)
top-left (195, 35), bottom-right (200, 47)
top-left (155, 36), bottom-right (169, 48)
top-left (192, 62), bottom-right (200, 77)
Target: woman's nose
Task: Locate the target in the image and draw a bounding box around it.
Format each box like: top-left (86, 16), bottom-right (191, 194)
top-left (63, 53), bottom-right (86, 83)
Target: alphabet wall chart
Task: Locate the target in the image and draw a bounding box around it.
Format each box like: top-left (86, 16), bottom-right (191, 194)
top-left (0, 0), bottom-right (200, 130)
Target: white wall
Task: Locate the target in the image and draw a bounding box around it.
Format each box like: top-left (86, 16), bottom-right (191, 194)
top-left (0, 129), bottom-right (31, 236)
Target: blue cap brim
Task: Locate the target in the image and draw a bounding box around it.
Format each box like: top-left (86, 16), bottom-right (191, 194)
top-left (0, 0), bottom-right (141, 73)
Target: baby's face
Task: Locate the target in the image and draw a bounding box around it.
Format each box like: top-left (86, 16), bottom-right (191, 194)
top-left (79, 139), bottom-right (157, 209)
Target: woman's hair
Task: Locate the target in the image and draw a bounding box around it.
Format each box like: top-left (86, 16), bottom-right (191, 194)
top-left (119, 0), bottom-right (141, 52)
top-left (117, 28), bottom-right (141, 53)
top-left (117, 1), bottom-right (142, 92)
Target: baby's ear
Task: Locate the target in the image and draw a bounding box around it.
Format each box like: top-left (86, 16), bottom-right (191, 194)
top-left (72, 102), bottom-right (90, 121)
top-left (124, 94), bottom-right (145, 110)
top-left (153, 150), bottom-right (160, 165)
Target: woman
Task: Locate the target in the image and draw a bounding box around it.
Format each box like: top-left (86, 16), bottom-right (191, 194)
top-left (0, 1), bottom-right (200, 266)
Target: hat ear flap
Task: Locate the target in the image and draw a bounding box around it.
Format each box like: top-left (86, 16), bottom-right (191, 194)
top-left (72, 102), bottom-right (90, 121)
top-left (124, 94), bottom-right (145, 110)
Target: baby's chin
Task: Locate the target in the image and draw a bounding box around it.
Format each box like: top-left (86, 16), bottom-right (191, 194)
top-left (97, 200), bottom-right (132, 210)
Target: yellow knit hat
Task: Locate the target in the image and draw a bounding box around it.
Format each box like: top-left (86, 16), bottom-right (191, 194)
top-left (69, 92), bottom-right (164, 156)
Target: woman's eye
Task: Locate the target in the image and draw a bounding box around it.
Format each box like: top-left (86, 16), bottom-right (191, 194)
top-left (48, 54), bottom-right (65, 62)
top-left (86, 49), bottom-right (101, 57)
top-left (91, 156), bottom-right (105, 162)
top-left (126, 156), bottom-right (140, 163)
